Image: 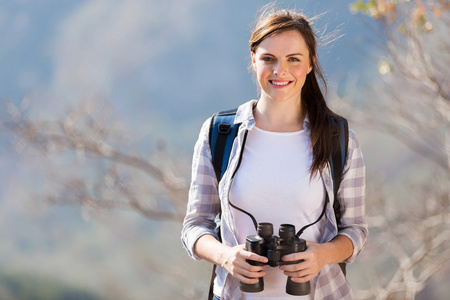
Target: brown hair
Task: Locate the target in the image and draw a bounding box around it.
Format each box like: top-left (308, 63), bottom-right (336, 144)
top-left (250, 5), bottom-right (343, 177)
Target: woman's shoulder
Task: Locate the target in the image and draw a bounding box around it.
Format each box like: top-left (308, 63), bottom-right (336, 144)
top-left (197, 116), bottom-right (213, 140)
top-left (199, 100), bottom-right (257, 131)
top-left (348, 128), bottom-right (362, 151)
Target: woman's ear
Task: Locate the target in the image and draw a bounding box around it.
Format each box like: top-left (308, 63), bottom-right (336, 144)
top-left (308, 56), bottom-right (315, 74)
top-left (251, 52), bottom-right (256, 70)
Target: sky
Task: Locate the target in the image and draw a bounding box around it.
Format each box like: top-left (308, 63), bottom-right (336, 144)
top-left (0, 0), bottom-right (377, 125)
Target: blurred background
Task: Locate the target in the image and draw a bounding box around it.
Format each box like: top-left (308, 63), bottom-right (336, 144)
top-left (0, 0), bottom-right (448, 299)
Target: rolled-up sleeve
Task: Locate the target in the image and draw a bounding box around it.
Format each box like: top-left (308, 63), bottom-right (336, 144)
top-left (181, 118), bottom-right (221, 260)
top-left (337, 129), bottom-right (368, 264)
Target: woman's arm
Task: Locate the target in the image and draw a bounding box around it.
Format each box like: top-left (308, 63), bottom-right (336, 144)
top-left (181, 118), bottom-right (221, 259)
top-left (334, 129), bottom-right (368, 263)
top-left (194, 234), bottom-right (268, 284)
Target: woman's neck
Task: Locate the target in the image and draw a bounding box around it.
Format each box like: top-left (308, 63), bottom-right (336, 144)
top-left (253, 97), bottom-right (305, 132)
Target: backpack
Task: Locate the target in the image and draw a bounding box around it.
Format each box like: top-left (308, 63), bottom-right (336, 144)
top-left (207, 108), bottom-right (349, 299)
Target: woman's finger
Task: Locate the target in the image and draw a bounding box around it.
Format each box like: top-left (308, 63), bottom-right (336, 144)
top-left (240, 266), bottom-right (266, 279)
top-left (242, 250), bottom-right (269, 264)
top-left (289, 273), bottom-right (315, 283)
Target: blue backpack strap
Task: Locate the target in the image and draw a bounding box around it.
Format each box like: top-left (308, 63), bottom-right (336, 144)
top-left (330, 117), bottom-right (349, 224)
top-left (209, 108), bottom-right (241, 182)
top-left (329, 117), bottom-right (349, 276)
top-left (207, 108), bottom-right (240, 300)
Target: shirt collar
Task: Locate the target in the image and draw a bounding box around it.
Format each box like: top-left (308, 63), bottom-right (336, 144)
top-left (235, 99), bottom-right (311, 136)
top-left (235, 100), bottom-right (257, 129)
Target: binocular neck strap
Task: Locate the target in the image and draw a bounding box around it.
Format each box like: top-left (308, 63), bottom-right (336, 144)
top-left (227, 129), bottom-right (329, 236)
top-left (295, 194), bottom-right (329, 238)
top-left (229, 201), bottom-right (259, 231)
top-left (228, 130), bottom-right (259, 231)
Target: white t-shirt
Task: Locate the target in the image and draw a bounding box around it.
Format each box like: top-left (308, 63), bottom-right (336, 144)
top-left (229, 126), bottom-right (326, 300)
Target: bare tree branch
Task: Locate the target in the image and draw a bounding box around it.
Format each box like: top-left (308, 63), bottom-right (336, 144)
top-left (1, 100), bottom-right (189, 223)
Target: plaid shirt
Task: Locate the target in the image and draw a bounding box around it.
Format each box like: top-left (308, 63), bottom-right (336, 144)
top-left (181, 100), bottom-right (368, 299)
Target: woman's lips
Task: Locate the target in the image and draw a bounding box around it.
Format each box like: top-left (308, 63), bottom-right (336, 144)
top-left (269, 80), bottom-right (293, 87)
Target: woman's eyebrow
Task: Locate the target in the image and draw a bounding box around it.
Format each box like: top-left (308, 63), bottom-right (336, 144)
top-left (260, 53), bottom-right (304, 57)
top-left (259, 53), bottom-right (275, 57)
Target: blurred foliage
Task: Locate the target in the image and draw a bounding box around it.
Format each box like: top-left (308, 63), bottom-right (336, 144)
top-left (0, 269), bottom-right (103, 300)
top-left (350, 0), bottom-right (397, 21)
top-left (343, 0), bottom-right (450, 299)
top-left (350, 0), bottom-right (448, 32)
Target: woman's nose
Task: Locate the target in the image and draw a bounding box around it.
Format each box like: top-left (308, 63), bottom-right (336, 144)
top-left (273, 62), bottom-right (287, 76)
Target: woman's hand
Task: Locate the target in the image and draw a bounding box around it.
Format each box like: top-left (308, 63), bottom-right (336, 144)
top-left (279, 235), bottom-right (353, 283)
top-left (194, 235), bottom-right (268, 283)
top-left (278, 241), bottom-right (328, 283)
top-left (219, 244), bottom-right (268, 284)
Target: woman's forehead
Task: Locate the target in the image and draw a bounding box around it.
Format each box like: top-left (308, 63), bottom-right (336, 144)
top-left (254, 30), bottom-right (309, 56)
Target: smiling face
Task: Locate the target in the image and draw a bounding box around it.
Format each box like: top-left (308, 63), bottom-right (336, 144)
top-left (251, 30), bottom-right (313, 104)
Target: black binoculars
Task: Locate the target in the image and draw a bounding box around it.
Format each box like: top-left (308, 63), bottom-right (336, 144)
top-left (239, 223), bottom-right (310, 296)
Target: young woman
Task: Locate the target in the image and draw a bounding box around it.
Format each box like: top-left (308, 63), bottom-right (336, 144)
top-left (181, 6), bottom-right (367, 300)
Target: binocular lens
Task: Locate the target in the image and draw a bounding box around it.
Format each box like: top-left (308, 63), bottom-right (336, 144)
top-left (279, 224), bottom-right (295, 238)
top-left (257, 223), bottom-right (273, 238)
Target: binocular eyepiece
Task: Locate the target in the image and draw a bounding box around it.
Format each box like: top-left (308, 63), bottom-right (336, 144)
top-left (239, 223), bottom-right (311, 296)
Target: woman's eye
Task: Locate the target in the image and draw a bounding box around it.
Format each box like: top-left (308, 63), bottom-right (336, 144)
top-left (261, 57), bottom-right (274, 62)
top-left (289, 57), bottom-right (300, 62)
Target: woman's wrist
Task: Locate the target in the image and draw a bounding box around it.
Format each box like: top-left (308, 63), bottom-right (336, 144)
top-left (324, 235), bottom-right (354, 265)
top-left (194, 234), bottom-right (229, 266)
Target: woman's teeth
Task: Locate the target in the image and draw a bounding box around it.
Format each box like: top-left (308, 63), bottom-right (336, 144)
top-left (270, 81), bottom-right (290, 86)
